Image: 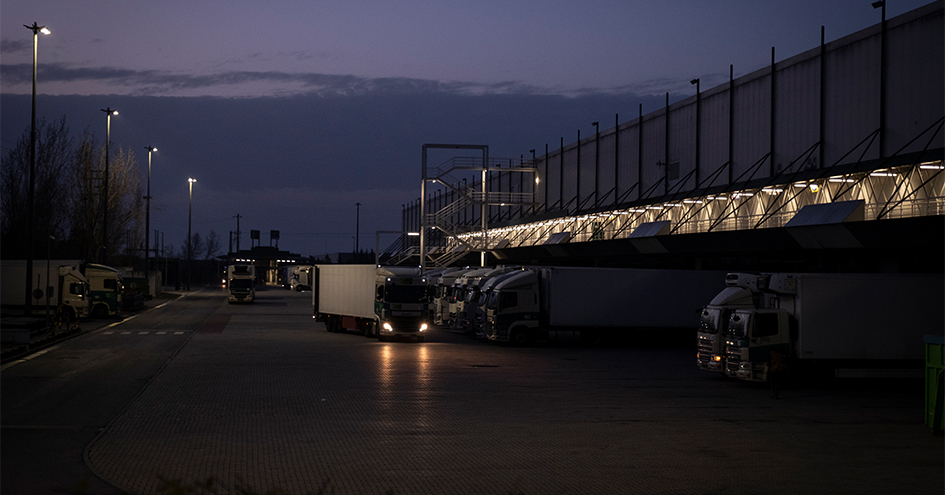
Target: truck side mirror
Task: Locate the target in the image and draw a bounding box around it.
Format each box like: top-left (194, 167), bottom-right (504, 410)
top-left (376, 285), bottom-right (384, 301)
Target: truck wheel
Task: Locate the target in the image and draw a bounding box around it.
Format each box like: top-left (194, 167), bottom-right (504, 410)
top-left (58, 306), bottom-right (76, 323)
top-left (509, 327), bottom-right (529, 346)
top-left (91, 304), bottom-right (107, 319)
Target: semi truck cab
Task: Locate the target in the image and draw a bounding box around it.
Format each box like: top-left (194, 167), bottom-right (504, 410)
top-left (485, 270), bottom-right (539, 344)
top-left (374, 269), bottom-right (432, 341)
top-left (725, 308), bottom-right (794, 381)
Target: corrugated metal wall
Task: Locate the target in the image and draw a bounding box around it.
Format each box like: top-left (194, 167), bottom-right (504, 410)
top-left (407, 2), bottom-right (943, 231)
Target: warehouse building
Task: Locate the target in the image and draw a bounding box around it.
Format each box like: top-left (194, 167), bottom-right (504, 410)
top-left (389, 2), bottom-right (943, 273)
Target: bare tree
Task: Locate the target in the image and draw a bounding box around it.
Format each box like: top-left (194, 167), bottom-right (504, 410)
top-left (65, 133), bottom-right (143, 264)
top-left (205, 229), bottom-right (221, 259)
top-left (1, 117), bottom-right (74, 258)
top-left (183, 232), bottom-right (204, 261)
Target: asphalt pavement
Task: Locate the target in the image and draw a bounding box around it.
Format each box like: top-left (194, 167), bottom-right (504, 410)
top-left (2, 286), bottom-right (942, 494)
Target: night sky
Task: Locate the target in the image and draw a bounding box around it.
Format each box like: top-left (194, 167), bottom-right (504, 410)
top-left (1, 0), bottom-right (932, 257)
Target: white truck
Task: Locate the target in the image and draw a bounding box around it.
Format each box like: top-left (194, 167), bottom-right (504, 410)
top-left (454, 266), bottom-right (522, 334)
top-left (433, 267), bottom-right (473, 325)
top-left (227, 264), bottom-right (256, 303)
top-left (312, 265), bottom-right (434, 342)
top-left (84, 263), bottom-right (124, 317)
top-left (290, 265), bottom-right (313, 291)
top-left (486, 267), bottom-right (726, 345)
top-left (700, 272), bottom-right (945, 381)
top-left (448, 267), bottom-right (494, 331)
top-left (1, 260), bottom-right (92, 321)
top-left (472, 269), bottom-right (533, 339)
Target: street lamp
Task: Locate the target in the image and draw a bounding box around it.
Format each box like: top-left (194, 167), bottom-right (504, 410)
top-left (592, 122), bottom-right (600, 206)
top-left (144, 146), bottom-right (157, 285)
top-left (23, 22), bottom-right (50, 317)
top-left (100, 107), bottom-right (118, 264)
top-left (355, 202), bottom-right (361, 253)
top-left (691, 78), bottom-right (701, 184)
top-left (187, 178), bottom-right (196, 290)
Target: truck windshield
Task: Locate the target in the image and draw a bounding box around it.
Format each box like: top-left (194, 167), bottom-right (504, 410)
top-left (385, 285), bottom-right (428, 303)
top-left (230, 278), bottom-right (253, 289)
top-left (727, 313), bottom-right (748, 340)
top-left (699, 308), bottom-right (720, 334)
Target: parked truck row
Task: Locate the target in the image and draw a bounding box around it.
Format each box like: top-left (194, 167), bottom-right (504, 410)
top-left (306, 262), bottom-right (942, 382)
top-left (1, 259), bottom-right (124, 320)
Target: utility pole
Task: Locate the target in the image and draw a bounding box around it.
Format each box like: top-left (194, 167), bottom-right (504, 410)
top-left (233, 213), bottom-right (242, 253)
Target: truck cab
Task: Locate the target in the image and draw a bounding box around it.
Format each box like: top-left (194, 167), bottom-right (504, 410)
top-left (85, 263), bottom-right (123, 318)
top-left (374, 267), bottom-right (433, 341)
top-left (724, 308), bottom-right (794, 381)
top-left (485, 270), bottom-right (540, 344)
top-left (697, 273), bottom-right (767, 373)
top-left (227, 264), bottom-right (256, 303)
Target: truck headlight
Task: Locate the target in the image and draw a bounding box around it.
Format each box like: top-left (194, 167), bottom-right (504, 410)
top-left (383, 322), bottom-right (393, 332)
top-left (419, 323), bottom-right (428, 332)
top-left (712, 355), bottom-right (723, 362)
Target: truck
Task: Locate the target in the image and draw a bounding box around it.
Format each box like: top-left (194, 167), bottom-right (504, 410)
top-left (432, 267), bottom-right (473, 325)
top-left (84, 263), bottom-right (124, 317)
top-left (455, 266), bottom-right (522, 334)
top-left (312, 265), bottom-right (434, 342)
top-left (289, 265), bottom-right (313, 291)
top-left (701, 272), bottom-right (945, 381)
top-left (227, 264), bottom-right (256, 303)
top-left (448, 267), bottom-right (494, 331)
top-left (1, 260), bottom-right (92, 321)
top-left (472, 267), bottom-right (534, 340)
top-left (486, 267), bottom-right (727, 345)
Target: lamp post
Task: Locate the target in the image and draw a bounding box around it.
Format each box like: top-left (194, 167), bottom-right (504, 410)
top-left (187, 178), bottom-right (196, 290)
top-left (23, 22), bottom-right (50, 317)
top-left (100, 107), bottom-right (118, 265)
top-left (355, 202), bottom-right (361, 253)
top-left (691, 78), bottom-right (701, 185)
top-left (592, 121), bottom-right (599, 206)
top-left (144, 146), bottom-right (157, 285)
top-left (46, 236), bottom-right (54, 326)
top-left (873, 0), bottom-right (886, 157)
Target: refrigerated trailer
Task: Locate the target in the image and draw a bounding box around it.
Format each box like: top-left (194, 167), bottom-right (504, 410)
top-left (486, 267), bottom-right (726, 345)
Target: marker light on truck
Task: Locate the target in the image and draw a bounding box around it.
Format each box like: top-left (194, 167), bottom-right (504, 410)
top-left (713, 355), bottom-right (723, 362)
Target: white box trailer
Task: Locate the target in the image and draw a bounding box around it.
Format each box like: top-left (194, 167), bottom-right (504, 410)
top-left (312, 264), bottom-right (376, 321)
top-left (543, 267), bottom-right (726, 328)
top-left (486, 266), bottom-right (727, 344)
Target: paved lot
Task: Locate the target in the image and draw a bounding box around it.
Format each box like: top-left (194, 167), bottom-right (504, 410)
top-left (14, 287), bottom-right (945, 494)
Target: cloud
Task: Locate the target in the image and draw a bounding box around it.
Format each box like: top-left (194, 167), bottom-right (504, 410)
top-left (0, 61), bottom-right (704, 99)
top-left (1, 39), bottom-right (30, 53)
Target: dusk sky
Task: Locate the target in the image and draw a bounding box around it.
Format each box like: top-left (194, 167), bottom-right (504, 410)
top-left (1, 0), bottom-right (931, 258)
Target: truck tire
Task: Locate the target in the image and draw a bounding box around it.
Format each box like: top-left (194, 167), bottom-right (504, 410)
top-left (509, 327), bottom-right (529, 346)
top-left (58, 305), bottom-right (76, 323)
top-left (91, 304), bottom-right (108, 319)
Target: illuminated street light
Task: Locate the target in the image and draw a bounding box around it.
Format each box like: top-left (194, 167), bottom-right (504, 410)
top-left (144, 146), bottom-right (157, 284)
top-left (23, 22), bottom-right (50, 316)
top-left (187, 178), bottom-right (196, 290)
top-left (100, 107), bottom-right (118, 264)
